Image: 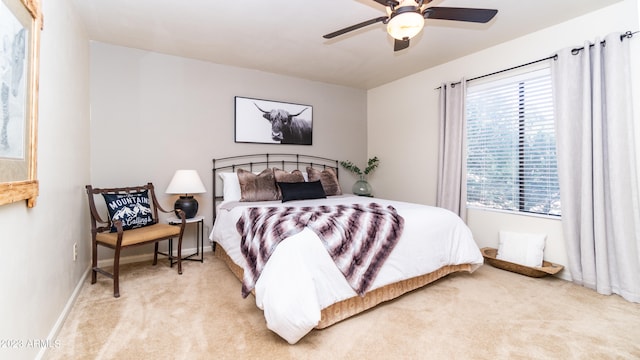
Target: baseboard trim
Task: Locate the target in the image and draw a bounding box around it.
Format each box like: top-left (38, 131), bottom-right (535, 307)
top-left (40, 244), bottom-right (214, 359)
top-left (37, 264), bottom-right (90, 360)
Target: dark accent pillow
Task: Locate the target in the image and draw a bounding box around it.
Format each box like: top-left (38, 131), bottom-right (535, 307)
top-left (278, 181), bottom-right (326, 202)
top-left (273, 168), bottom-right (305, 199)
top-left (307, 167), bottom-right (342, 196)
top-left (237, 168), bottom-right (279, 202)
top-left (102, 190), bottom-right (154, 232)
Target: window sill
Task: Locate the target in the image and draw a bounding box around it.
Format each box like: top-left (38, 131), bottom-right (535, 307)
top-left (466, 205), bottom-right (561, 220)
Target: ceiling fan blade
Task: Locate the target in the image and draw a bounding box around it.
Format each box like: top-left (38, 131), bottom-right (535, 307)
top-left (371, 0), bottom-right (399, 7)
top-left (323, 16), bottom-right (388, 39)
top-left (423, 7), bottom-right (498, 23)
top-left (394, 38), bottom-right (410, 52)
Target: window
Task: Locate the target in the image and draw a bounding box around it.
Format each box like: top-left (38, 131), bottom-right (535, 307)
top-left (466, 68), bottom-right (561, 216)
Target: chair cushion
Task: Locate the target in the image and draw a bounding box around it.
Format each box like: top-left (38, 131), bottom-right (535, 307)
top-left (96, 223), bottom-right (180, 247)
top-left (102, 190), bottom-right (154, 232)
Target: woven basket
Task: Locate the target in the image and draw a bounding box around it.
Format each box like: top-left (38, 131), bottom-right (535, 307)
top-left (481, 247), bottom-right (564, 278)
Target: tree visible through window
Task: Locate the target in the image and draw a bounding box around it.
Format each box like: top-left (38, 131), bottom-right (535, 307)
top-left (466, 68), bottom-right (561, 216)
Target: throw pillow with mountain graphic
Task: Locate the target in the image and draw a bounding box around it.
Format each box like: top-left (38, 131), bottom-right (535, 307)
top-left (102, 191), bottom-right (155, 232)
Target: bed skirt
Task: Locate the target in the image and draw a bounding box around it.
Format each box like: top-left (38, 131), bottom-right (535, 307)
top-left (214, 244), bottom-right (473, 329)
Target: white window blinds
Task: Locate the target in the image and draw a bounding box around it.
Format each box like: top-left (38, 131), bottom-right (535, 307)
top-left (466, 68), bottom-right (561, 216)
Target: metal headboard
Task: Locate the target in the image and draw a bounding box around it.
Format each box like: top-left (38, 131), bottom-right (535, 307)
top-left (211, 153), bottom-right (340, 220)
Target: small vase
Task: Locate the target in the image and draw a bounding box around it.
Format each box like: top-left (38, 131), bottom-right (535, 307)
top-left (352, 175), bottom-right (372, 196)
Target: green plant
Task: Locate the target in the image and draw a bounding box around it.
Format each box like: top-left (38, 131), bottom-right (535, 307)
top-left (340, 156), bottom-right (380, 176)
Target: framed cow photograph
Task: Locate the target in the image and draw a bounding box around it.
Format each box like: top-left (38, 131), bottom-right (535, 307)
top-left (234, 96), bottom-right (312, 145)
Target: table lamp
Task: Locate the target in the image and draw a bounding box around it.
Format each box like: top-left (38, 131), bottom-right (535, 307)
top-left (165, 170), bottom-right (206, 218)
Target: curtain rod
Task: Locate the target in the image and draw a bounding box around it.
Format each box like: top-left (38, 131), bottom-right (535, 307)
top-left (570, 30), bottom-right (637, 54)
top-left (435, 30), bottom-right (638, 90)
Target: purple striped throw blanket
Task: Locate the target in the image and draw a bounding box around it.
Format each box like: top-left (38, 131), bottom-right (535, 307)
top-left (236, 202), bottom-right (404, 298)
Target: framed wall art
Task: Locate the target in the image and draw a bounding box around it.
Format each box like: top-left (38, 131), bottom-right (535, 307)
top-left (0, 0), bottom-right (43, 207)
top-left (235, 96), bottom-right (313, 145)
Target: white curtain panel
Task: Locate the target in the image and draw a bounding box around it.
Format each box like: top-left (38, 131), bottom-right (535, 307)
top-left (437, 80), bottom-right (467, 220)
top-left (552, 32), bottom-right (640, 302)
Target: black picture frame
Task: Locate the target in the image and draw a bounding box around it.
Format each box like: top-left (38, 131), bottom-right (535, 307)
top-left (234, 96), bottom-right (313, 145)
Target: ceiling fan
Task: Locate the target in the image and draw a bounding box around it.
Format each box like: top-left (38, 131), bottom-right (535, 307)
top-left (323, 0), bottom-right (498, 51)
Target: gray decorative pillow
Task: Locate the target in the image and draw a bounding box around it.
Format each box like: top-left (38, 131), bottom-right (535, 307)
top-left (306, 167), bottom-right (342, 196)
top-left (273, 168), bottom-right (305, 183)
top-left (237, 168), bottom-right (279, 202)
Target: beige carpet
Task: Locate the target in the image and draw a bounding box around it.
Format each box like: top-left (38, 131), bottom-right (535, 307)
top-left (46, 252), bottom-right (640, 360)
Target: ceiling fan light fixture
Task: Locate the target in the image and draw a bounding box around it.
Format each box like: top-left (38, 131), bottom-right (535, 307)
top-left (386, 11), bottom-right (425, 40)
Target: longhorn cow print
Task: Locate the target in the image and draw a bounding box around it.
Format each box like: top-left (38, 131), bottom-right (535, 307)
top-left (254, 102), bottom-right (312, 145)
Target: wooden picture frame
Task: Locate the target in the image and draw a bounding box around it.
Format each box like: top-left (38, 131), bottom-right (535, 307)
top-left (234, 96), bottom-right (313, 145)
top-left (0, 0), bottom-right (42, 208)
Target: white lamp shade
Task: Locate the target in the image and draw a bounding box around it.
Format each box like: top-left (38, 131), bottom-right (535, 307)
top-left (387, 11), bottom-right (424, 40)
top-left (166, 170), bottom-right (206, 195)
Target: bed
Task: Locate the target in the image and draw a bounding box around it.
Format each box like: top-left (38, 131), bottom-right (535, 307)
top-left (208, 154), bottom-right (484, 344)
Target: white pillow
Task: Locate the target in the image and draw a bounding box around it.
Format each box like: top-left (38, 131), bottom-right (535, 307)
top-left (496, 231), bottom-right (546, 267)
top-left (219, 172), bottom-right (242, 202)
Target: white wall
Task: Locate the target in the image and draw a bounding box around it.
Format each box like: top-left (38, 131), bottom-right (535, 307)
top-left (89, 42), bottom-right (368, 258)
top-left (367, 0), bottom-right (640, 279)
top-left (0, 1), bottom-right (90, 359)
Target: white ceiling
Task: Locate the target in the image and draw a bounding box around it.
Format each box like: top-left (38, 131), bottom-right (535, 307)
top-left (70, 0), bottom-right (621, 89)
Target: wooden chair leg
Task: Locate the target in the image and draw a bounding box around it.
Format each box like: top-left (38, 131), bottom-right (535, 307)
top-left (153, 242), bottom-right (159, 265)
top-left (113, 246), bottom-right (122, 298)
top-left (177, 236), bottom-right (183, 275)
top-left (91, 240), bottom-right (98, 284)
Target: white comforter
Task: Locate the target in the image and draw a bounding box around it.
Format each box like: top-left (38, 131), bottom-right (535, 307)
top-left (209, 195), bottom-right (483, 344)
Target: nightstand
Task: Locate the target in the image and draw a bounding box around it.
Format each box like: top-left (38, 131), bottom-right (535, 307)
top-left (163, 215), bottom-right (204, 265)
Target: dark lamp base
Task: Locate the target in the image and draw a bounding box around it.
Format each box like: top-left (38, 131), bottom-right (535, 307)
top-left (174, 196), bottom-right (198, 219)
